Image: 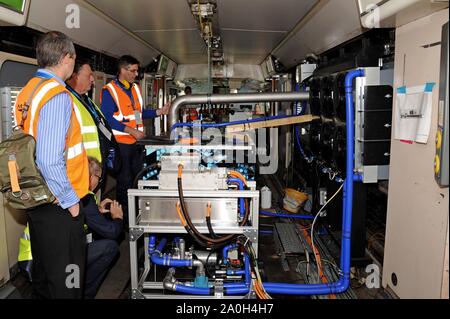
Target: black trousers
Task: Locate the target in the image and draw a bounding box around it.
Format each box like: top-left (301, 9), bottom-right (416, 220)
top-left (116, 143), bottom-right (144, 223)
top-left (27, 204), bottom-right (86, 299)
top-left (84, 239), bottom-right (119, 299)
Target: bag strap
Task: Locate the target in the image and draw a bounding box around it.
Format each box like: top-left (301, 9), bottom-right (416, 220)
top-left (18, 78), bottom-right (49, 129)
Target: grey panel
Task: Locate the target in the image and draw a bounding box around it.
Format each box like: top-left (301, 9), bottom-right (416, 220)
top-left (217, 0), bottom-right (316, 31)
top-left (223, 54), bottom-right (268, 65)
top-left (88, 0), bottom-right (197, 30)
top-left (139, 197), bottom-right (239, 226)
top-left (137, 30), bottom-right (206, 56)
top-left (222, 30), bottom-right (286, 55)
top-left (0, 61), bottom-right (37, 87)
top-left (273, 0), bottom-right (364, 69)
top-left (88, 0), bottom-right (205, 64)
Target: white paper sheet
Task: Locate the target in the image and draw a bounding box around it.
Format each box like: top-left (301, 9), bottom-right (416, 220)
top-left (394, 83), bottom-right (435, 144)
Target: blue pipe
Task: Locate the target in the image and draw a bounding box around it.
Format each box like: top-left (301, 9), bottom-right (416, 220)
top-left (226, 254), bottom-right (250, 284)
top-left (172, 114), bottom-right (300, 131)
top-left (222, 243), bottom-right (238, 265)
top-left (173, 253), bottom-right (252, 296)
top-left (260, 210), bottom-right (314, 220)
top-left (148, 237), bottom-right (193, 267)
top-left (175, 284), bottom-right (211, 295)
top-left (227, 178), bottom-right (245, 218)
top-left (174, 283), bottom-right (249, 296)
top-left (257, 69), bottom-right (365, 295)
top-left (225, 287), bottom-right (250, 295)
top-left (244, 253), bottom-right (251, 285)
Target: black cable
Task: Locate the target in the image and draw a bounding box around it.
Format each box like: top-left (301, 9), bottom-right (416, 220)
top-left (133, 163), bottom-right (159, 188)
top-left (177, 174), bottom-right (236, 245)
top-left (206, 216), bottom-right (218, 239)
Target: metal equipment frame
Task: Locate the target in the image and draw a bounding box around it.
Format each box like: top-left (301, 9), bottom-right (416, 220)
top-left (128, 184), bottom-right (260, 299)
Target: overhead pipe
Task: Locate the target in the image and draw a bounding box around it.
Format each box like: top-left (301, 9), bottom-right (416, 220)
top-left (168, 92), bottom-right (310, 130)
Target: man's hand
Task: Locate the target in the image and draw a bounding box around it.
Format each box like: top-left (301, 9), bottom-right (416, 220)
top-left (124, 126), bottom-right (145, 140)
top-left (133, 130), bottom-right (145, 140)
top-left (99, 199), bottom-right (113, 214)
top-left (110, 201), bottom-right (123, 220)
top-left (68, 203), bottom-right (80, 218)
top-left (156, 102), bottom-right (171, 116)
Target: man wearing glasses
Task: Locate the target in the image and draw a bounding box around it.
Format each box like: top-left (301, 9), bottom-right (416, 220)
top-left (101, 55), bottom-right (170, 223)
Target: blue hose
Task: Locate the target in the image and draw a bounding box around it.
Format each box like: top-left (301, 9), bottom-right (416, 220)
top-left (148, 237), bottom-right (193, 267)
top-left (222, 243), bottom-right (238, 265)
top-left (260, 210), bottom-right (314, 220)
top-left (175, 284), bottom-right (211, 295)
top-left (244, 253), bottom-right (251, 285)
top-left (172, 114), bottom-right (300, 130)
top-left (257, 69), bottom-right (365, 295)
top-left (227, 178), bottom-right (245, 218)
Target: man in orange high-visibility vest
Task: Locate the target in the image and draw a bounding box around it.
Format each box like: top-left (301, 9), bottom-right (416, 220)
top-left (101, 55), bottom-right (170, 223)
top-left (14, 31), bottom-right (89, 299)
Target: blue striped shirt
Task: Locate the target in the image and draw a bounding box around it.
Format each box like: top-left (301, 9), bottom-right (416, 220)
top-left (35, 69), bottom-right (79, 209)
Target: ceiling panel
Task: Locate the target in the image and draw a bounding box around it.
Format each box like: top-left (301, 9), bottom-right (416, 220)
top-left (27, 0), bottom-right (159, 64)
top-left (87, 0), bottom-right (197, 30)
top-left (221, 30), bottom-right (286, 64)
top-left (217, 0), bottom-right (318, 65)
top-left (273, 0), bottom-right (364, 69)
top-left (87, 0), bottom-right (206, 64)
top-left (217, 0), bottom-right (317, 31)
top-left (137, 30), bottom-right (206, 60)
top-left (223, 54), bottom-right (268, 65)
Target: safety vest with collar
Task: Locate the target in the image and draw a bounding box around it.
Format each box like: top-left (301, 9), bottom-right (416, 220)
top-left (14, 77), bottom-right (89, 199)
top-left (102, 80), bottom-right (144, 145)
top-left (70, 92), bottom-right (102, 163)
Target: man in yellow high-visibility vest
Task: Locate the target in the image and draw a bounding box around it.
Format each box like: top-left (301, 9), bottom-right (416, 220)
top-left (66, 61), bottom-right (118, 175)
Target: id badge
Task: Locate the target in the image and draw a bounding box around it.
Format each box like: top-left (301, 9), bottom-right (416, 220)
top-left (86, 233), bottom-right (93, 244)
top-left (98, 122), bottom-right (112, 141)
top-left (135, 111), bottom-right (143, 126)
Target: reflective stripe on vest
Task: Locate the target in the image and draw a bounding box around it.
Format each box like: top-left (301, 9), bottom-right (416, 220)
top-left (15, 77), bottom-right (89, 199)
top-left (103, 81), bottom-right (144, 144)
top-left (71, 93), bottom-right (102, 163)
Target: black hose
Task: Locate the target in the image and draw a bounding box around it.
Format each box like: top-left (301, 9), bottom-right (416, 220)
top-left (178, 176), bottom-right (236, 245)
top-left (206, 216), bottom-right (218, 239)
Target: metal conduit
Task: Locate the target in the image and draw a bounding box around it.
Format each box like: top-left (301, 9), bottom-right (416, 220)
top-left (168, 92), bottom-right (310, 129)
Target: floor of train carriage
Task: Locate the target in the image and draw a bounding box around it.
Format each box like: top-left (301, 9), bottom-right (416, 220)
top-left (3, 175), bottom-right (392, 300)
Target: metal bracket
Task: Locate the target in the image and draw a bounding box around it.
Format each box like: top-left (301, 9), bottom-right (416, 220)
top-left (129, 227), bottom-right (145, 242)
top-left (131, 288), bottom-right (145, 299)
top-left (243, 228), bottom-right (258, 242)
top-left (214, 281), bottom-right (224, 299)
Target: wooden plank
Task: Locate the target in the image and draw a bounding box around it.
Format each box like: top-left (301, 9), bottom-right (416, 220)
top-left (225, 115), bottom-right (319, 133)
